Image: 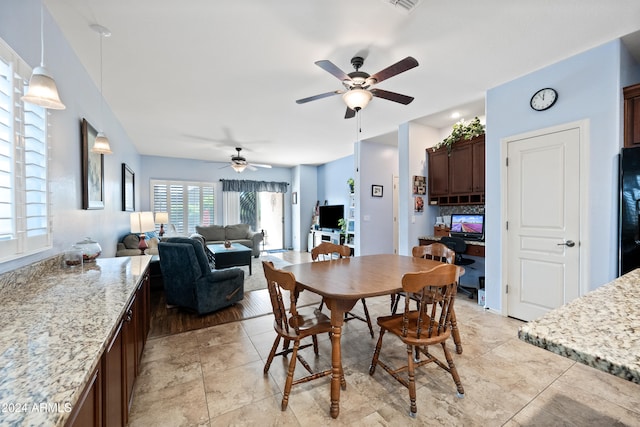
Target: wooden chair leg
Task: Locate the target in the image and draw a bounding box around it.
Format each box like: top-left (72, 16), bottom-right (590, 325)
top-left (369, 328), bottom-right (385, 375)
top-left (281, 340), bottom-right (300, 411)
top-left (406, 344), bottom-right (417, 417)
top-left (441, 342), bottom-right (465, 397)
top-left (264, 335), bottom-right (281, 374)
top-left (450, 306), bottom-right (463, 354)
top-left (360, 298), bottom-right (375, 338)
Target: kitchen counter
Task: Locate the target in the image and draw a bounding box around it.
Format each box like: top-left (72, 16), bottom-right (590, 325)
top-left (0, 255), bottom-right (151, 426)
top-left (518, 268), bottom-right (640, 384)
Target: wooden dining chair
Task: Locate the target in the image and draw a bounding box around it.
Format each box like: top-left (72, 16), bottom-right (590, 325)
top-left (390, 243), bottom-right (463, 354)
top-left (262, 261), bottom-right (338, 411)
top-left (369, 263), bottom-right (464, 418)
top-left (312, 241), bottom-right (375, 338)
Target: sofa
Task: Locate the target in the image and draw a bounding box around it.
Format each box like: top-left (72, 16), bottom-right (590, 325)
top-left (116, 233), bottom-right (160, 256)
top-left (158, 237), bottom-right (244, 315)
top-left (194, 224), bottom-right (263, 257)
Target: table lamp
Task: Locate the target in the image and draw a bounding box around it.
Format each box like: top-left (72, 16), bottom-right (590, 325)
top-left (130, 211), bottom-right (155, 254)
top-left (155, 212), bottom-right (169, 237)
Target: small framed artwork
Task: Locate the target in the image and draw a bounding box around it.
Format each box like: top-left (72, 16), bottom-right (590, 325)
top-left (372, 185), bottom-right (383, 197)
top-left (122, 163), bottom-right (135, 212)
top-left (81, 118), bottom-right (104, 210)
top-left (292, 192), bottom-right (298, 205)
top-left (414, 196), bottom-right (424, 212)
top-left (413, 175), bottom-right (426, 195)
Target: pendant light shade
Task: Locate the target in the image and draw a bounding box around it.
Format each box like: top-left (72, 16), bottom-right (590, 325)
top-left (342, 88), bottom-right (372, 111)
top-left (21, 4), bottom-right (66, 110)
top-left (92, 132), bottom-right (112, 154)
top-left (90, 23), bottom-right (112, 154)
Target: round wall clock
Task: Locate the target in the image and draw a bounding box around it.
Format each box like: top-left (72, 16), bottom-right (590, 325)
top-left (530, 88), bottom-right (558, 111)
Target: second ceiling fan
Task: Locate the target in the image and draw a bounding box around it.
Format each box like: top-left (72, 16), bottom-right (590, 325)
top-left (296, 55), bottom-right (419, 118)
top-left (221, 147), bottom-right (272, 173)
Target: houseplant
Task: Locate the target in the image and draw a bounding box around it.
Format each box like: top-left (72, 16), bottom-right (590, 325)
top-left (347, 178), bottom-right (354, 193)
top-left (433, 117), bottom-right (485, 154)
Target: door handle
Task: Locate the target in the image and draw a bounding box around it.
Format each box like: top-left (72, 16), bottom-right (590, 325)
top-left (557, 240), bottom-right (575, 247)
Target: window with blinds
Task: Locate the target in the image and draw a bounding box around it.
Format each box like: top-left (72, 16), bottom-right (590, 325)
top-left (151, 180), bottom-right (214, 234)
top-left (0, 38), bottom-right (50, 261)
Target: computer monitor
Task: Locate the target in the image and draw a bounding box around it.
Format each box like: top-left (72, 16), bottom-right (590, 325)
top-left (449, 213), bottom-right (484, 240)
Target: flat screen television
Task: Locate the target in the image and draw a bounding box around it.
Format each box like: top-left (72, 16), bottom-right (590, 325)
top-left (450, 213), bottom-right (485, 240)
top-left (319, 204), bottom-right (344, 230)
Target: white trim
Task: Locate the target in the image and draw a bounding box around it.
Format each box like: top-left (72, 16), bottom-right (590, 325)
top-left (500, 119), bottom-right (590, 316)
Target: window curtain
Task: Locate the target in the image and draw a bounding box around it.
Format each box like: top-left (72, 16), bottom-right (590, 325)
top-left (220, 179), bottom-right (288, 193)
top-left (223, 192), bottom-right (241, 225)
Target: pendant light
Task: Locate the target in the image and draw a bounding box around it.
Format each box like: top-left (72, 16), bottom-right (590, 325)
top-left (21, 2), bottom-right (66, 110)
top-left (90, 24), bottom-right (112, 154)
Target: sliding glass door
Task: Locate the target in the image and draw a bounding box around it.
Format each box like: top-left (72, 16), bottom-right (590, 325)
top-left (225, 191), bottom-right (284, 250)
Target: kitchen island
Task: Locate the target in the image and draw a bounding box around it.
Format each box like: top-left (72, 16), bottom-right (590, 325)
top-left (0, 255), bottom-right (151, 426)
top-left (518, 268), bottom-right (640, 384)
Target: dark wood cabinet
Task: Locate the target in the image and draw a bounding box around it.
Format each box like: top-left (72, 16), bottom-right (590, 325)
top-left (103, 322), bottom-right (124, 427)
top-left (427, 135), bottom-right (485, 205)
top-left (66, 367), bottom-right (102, 427)
top-left (428, 147), bottom-right (449, 196)
top-left (66, 270), bottom-right (151, 427)
top-left (624, 83), bottom-right (640, 148)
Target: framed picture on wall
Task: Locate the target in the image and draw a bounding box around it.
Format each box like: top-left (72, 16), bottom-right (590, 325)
top-left (122, 163), bottom-right (135, 212)
top-left (81, 118), bottom-right (104, 210)
top-left (372, 185), bottom-right (383, 197)
top-left (414, 196), bottom-right (424, 212)
top-left (413, 175), bottom-right (426, 195)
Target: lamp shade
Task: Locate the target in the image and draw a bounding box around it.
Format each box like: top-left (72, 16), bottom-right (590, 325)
top-left (21, 66), bottom-right (66, 110)
top-left (130, 212), bottom-right (155, 233)
top-left (342, 88), bottom-right (372, 111)
top-left (92, 132), bottom-right (112, 154)
top-left (155, 212), bottom-right (169, 224)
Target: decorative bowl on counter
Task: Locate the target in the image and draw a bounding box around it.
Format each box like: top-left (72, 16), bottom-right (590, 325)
top-left (75, 237), bottom-right (102, 262)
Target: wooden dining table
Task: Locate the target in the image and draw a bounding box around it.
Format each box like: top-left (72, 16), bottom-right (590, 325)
top-left (282, 254), bottom-right (462, 419)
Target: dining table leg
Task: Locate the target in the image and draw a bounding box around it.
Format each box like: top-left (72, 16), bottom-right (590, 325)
top-left (325, 297), bottom-right (357, 419)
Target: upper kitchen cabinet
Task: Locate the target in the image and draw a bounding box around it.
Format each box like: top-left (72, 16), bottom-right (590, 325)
top-left (624, 83), bottom-right (640, 148)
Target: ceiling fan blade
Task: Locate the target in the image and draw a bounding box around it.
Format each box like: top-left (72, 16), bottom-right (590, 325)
top-left (250, 163), bottom-right (272, 169)
top-left (371, 88), bottom-right (414, 105)
top-left (368, 56), bottom-right (419, 85)
top-left (296, 90), bottom-right (342, 104)
top-left (344, 107), bottom-right (356, 119)
top-left (247, 165), bottom-right (258, 171)
top-left (315, 60), bottom-right (351, 81)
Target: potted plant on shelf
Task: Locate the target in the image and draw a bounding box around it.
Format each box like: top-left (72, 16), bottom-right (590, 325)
top-left (337, 218), bottom-right (347, 244)
top-left (433, 116), bottom-right (485, 154)
top-left (347, 178), bottom-right (355, 194)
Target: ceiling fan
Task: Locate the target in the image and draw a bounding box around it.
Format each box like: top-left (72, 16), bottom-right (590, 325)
top-left (220, 147), bottom-right (272, 173)
top-left (296, 55), bottom-right (419, 118)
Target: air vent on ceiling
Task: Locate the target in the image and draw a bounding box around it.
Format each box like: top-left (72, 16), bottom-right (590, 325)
top-left (382, 0), bottom-right (422, 13)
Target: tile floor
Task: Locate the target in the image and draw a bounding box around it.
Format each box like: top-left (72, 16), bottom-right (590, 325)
top-left (128, 253), bottom-right (640, 426)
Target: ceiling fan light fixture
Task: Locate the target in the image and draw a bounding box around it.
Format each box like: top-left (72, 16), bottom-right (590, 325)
top-left (92, 132), bottom-right (112, 154)
top-left (231, 163), bottom-right (247, 173)
top-left (343, 88), bottom-right (372, 111)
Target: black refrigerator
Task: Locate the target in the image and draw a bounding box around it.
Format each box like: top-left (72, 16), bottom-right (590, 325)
top-left (619, 146), bottom-right (640, 275)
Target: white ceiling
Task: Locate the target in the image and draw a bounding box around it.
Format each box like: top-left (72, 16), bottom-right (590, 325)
top-left (44, 0), bottom-right (640, 168)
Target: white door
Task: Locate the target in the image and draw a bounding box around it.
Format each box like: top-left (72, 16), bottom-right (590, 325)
top-left (506, 126), bottom-right (581, 321)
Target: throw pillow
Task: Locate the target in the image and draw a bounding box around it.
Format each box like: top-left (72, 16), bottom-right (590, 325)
top-left (123, 233), bottom-right (139, 249)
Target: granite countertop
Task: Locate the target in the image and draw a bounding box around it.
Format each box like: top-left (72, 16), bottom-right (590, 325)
top-left (0, 255), bottom-right (151, 426)
top-left (418, 235), bottom-right (486, 246)
top-left (518, 268), bottom-right (640, 384)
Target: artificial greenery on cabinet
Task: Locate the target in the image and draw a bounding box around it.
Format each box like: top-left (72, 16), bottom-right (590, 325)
top-left (433, 117), bottom-right (485, 154)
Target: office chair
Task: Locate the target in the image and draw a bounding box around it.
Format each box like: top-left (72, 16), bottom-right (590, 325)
top-left (440, 236), bottom-right (477, 299)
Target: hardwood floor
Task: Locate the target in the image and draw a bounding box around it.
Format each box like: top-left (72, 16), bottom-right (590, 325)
top-left (149, 251), bottom-right (318, 338)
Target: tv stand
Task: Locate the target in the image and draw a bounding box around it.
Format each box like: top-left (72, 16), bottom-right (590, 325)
top-left (308, 229), bottom-right (341, 251)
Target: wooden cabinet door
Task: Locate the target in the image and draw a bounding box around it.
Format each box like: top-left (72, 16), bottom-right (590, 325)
top-left (66, 367), bottom-right (101, 427)
top-left (450, 143), bottom-right (473, 194)
top-left (472, 138), bottom-right (485, 192)
top-left (103, 322), bottom-right (124, 427)
top-left (428, 148), bottom-right (449, 196)
top-left (624, 83), bottom-right (640, 148)
top-left (122, 297), bottom-right (137, 416)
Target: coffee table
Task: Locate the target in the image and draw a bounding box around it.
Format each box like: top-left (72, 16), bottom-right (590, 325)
top-left (207, 243), bottom-right (252, 275)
